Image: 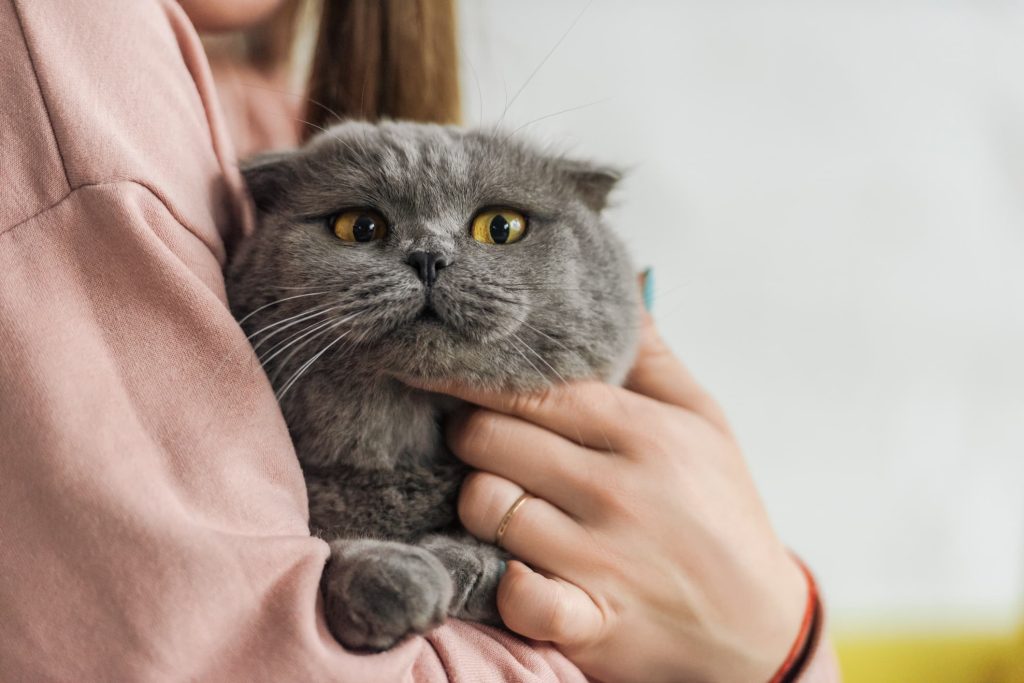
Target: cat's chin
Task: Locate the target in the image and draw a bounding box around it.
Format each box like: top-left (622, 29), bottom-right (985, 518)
top-left (383, 309), bottom-right (510, 348)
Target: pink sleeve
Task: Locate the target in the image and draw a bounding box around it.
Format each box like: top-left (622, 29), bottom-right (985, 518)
top-left (0, 1), bottom-right (584, 681)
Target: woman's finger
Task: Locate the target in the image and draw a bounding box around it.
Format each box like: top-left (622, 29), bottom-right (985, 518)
top-left (458, 471), bottom-right (588, 572)
top-left (447, 408), bottom-right (611, 517)
top-left (497, 561), bottom-right (605, 646)
top-left (414, 377), bottom-right (659, 452)
top-left (624, 311), bottom-right (731, 434)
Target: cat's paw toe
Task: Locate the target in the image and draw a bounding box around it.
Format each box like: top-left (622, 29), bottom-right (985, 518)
top-left (323, 542), bottom-right (453, 651)
top-left (422, 538), bottom-right (506, 625)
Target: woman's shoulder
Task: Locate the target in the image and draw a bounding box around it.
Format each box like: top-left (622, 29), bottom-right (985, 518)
top-left (0, 0), bottom-right (246, 254)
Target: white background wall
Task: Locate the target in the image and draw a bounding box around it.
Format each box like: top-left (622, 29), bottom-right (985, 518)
top-left (459, 0), bottom-right (1024, 631)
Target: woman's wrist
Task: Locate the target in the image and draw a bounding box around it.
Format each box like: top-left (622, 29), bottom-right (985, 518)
top-left (768, 556), bottom-right (820, 683)
top-left (713, 548), bottom-right (810, 683)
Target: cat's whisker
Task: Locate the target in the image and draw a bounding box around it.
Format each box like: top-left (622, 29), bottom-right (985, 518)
top-left (250, 304), bottom-right (347, 354)
top-left (640, 277), bottom-right (694, 300)
top-left (229, 81), bottom-right (368, 156)
top-left (261, 284), bottom-right (337, 291)
top-left (259, 314), bottom-right (348, 367)
top-left (510, 331), bottom-right (568, 385)
top-left (267, 312), bottom-right (361, 385)
top-left (501, 287), bottom-right (639, 309)
top-left (247, 302), bottom-right (338, 345)
top-left (276, 325), bottom-right (353, 401)
top-left (268, 335), bottom-right (318, 385)
top-left (511, 316), bottom-right (633, 457)
top-left (494, 0), bottom-right (594, 132)
top-left (509, 96), bottom-right (613, 137)
top-left (267, 314), bottom-right (351, 385)
top-left (233, 79), bottom-right (346, 127)
top-left (196, 293), bottom-right (332, 393)
top-left (516, 319), bottom-right (574, 355)
top-left (256, 312), bottom-right (339, 361)
top-left (509, 331), bottom-right (592, 447)
top-left (495, 73), bottom-right (510, 137)
top-left (505, 332), bottom-right (550, 391)
top-left (459, 47), bottom-right (485, 127)
top-left (503, 285), bottom-right (629, 295)
top-left (235, 291), bottom-right (327, 326)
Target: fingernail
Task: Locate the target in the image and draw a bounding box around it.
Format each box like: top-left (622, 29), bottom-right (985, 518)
top-left (641, 267), bottom-right (654, 311)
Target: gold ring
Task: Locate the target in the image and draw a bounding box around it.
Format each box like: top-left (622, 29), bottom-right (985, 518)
top-left (494, 492), bottom-right (531, 548)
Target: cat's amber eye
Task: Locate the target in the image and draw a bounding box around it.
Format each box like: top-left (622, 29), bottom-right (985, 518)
top-left (332, 210), bottom-right (388, 243)
top-left (471, 209), bottom-right (526, 245)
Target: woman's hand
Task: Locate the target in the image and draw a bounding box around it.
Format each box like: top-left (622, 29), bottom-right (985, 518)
top-left (433, 312), bottom-right (808, 683)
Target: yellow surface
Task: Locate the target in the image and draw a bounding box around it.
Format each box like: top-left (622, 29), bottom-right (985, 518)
top-left (835, 629), bottom-right (1024, 683)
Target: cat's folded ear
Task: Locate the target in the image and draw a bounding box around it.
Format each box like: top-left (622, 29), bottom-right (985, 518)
top-left (241, 151), bottom-right (300, 213)
top-left (560, 160), bottom-right (622, 213)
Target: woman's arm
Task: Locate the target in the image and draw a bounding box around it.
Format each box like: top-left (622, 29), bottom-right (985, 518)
top-left (0, 1), bottom-right (582, 680)
top-left (428, 312), bottom-right (842, 683)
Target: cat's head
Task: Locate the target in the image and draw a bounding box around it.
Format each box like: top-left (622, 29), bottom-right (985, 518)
top-left (227, 121), bottom-right (639, 393)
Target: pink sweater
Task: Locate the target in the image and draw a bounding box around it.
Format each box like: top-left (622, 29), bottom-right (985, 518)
top-left (0, 1), bottom-right (840, 680)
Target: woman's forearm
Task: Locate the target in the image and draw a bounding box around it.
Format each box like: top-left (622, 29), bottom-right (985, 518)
top-left (0, 2), bottom-right (584, 680)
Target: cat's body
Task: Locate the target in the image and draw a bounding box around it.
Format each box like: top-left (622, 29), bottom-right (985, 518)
top-left (226, 121), bottom-right (638, 650)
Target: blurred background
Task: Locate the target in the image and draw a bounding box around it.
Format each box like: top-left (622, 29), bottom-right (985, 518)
top-left (456, 1), bottom-right (1024, 680)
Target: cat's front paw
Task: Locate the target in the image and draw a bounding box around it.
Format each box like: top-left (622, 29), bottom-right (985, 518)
top-left (420, 534), bottom-right (507, 625)
top-left (323, 539), bottom-right (453, 651)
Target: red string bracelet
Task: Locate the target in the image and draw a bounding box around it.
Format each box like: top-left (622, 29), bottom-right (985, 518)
top-left (767, 557), bottom-right (821, 683)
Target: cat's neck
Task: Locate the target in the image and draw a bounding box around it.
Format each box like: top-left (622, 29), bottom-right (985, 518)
top-left (283, 370), bottom-right (456, 472)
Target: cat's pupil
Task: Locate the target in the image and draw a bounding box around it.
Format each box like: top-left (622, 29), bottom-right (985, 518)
top-left (353, 215), bottom-right (376, 242)
top-left (489, 215), bottom-right (510, 244)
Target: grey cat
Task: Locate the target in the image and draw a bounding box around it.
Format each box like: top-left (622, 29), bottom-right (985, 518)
top-left (226, 121), bottom-right (639, 651)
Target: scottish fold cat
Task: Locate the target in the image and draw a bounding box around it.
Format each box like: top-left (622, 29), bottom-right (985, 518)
top-left (226, 121), bottom-right (638, 650)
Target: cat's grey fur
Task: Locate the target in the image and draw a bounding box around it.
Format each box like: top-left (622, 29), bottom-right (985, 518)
top-left (226, 121), bottom-right (639, 650)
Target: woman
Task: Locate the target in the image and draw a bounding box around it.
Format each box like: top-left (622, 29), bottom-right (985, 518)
top-left (0, 0), bottom-right (839, 680)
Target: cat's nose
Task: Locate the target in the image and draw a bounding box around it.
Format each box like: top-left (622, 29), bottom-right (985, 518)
top-left (406, 251), bottom-right (449, 286)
